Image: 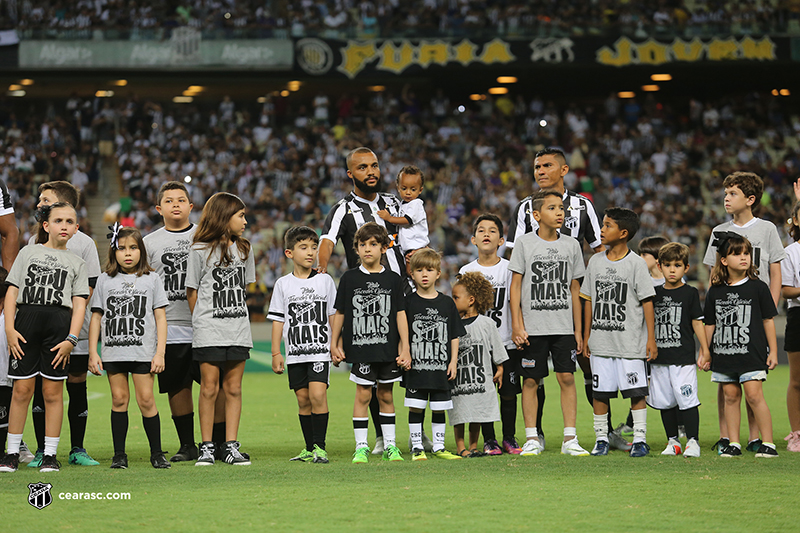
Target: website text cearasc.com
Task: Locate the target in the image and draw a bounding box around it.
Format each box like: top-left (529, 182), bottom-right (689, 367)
top-left (58, 492), bottom-right (132, 501)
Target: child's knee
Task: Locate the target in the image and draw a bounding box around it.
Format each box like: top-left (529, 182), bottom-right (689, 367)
top-left (556, 372), bottom-right (575, 387)
top-left (523, 377), bottom-right (539, 390)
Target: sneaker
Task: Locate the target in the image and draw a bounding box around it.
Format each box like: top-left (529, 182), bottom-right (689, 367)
top-left (412, 448), bottom-right (427, 461)
top-left (150, 451), bottom-right (171, 469)
top-left (371, 436), bottom-right (384, 455)
top-left (785, 431), bottom-right (800, 453)
top-left (290, 449), bottom-right (315, 462)
top-left (431, 449), bottom-right (462, 460)
top-left (683, 438), bottom-right (701, 458)
top-left (222, 441), bottom-right (251, 465)
top-left (711, 438), bottom-right (730, 455)
top-left (213, 442), bottom-right (250, 461)
top-left (421, 431), bottom-right (434, 453)
top-left (520, 439), bottom-right (542, 456)
top-left (110, 453), bottom-right (128, 469)
top-left (40, 455), bottom-right (61, 472)
top-left (678, 425), bottom-right (687, 440)
top-left (608, 430), bottom-right (633, 451)
top-left (561, 438), bottom-right (590, 456)
top-left (468, 449), bottom-right (488, 458)
top-left (169, 444), bottom-right (199, 462)
top-left (502, 437), bottom-right (522, 454)
top-left (195, 442), bottom-right (215, 466)
top-left (537, 432), bottom-right (546, 451)
top-left (383, 444), bottom-right (404, 462)
top-left (615, 423), bottom-right (634, 439)
top-left (352, 446), bottom-right (369, 464)
top-left (28, 449), bottom-right (44, 468)
top-left (69, 447), bottom-right (100, 466)
top-left (661, 439), bottom-right (682, 456)
top-left (312, 445), bottom-right (329, 464)
top-left (483, 439), bottom-right (503, 455)
top-left (590, 440), bottom-right (609, 456)
top-left (18, 442), bottom-right (35, 463)
top-left (0, 453), bottom-right (19, 473)
top-left (630, 442), bottom-right (650, 457)
top-left (720, 444), bottom-right (742, 457)
top-left (746, 439), bottom-right (763, 452)
top-left (754, 444), bottom-right (778, 458)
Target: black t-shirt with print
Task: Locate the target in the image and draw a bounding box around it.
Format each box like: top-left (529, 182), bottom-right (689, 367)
top-left (653, 284), bottom-right (703, 366)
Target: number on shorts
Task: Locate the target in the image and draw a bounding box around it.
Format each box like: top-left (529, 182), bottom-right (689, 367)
top-left (592, 374), bottom-right (599, 389)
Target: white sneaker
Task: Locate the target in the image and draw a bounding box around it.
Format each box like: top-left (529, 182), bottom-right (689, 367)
top-left (371, 436), bottom-right (385, 455)
top-left (18, 441), bottom-right (35, 463)
top-left (608, 430), bottom-right (632, 451)
top-left (520, 439), bottom-right (542, 456)
top-left (561, 438), bottom-right (590, 456)
top-left (661, 438), bottom-right (682, 456)
top-left (683, 438), bottom-right (701, 457)
top-left (537, 434), bottom-right (546, 451)
top-left (678, 425), bottom-right (687, 440)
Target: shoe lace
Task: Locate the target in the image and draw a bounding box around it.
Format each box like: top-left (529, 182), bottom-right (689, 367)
top-left (228, 442), bottom-right (246, 460)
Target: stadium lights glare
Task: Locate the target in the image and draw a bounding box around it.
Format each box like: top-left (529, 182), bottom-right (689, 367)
top-left (114, 79), bottom-right (128, 86)
top-left (8, 84), bottom-right (21, 91)
top-left (469, 94), bottom-right (483, 101)
top-left (95, 90), bottom-right (114, 97)
top-left (20, 79), bottom-right (34, 86)
top-left (650, 74), bottom-right (672, 81)
top-left (280, 90), bottom-right (290, 97)
top-left (224, 12), bottom-right (231, 19)
top-left (183, 90), bottom-right (198, 96)
top-left (184, 175), bottom-right (192, 183)
top-left (457, 105), bottom-right (466, 113)
top-left (187, 86), bottom-right (205, 92)
top-left (539, 119), bottom-right (547, 127)
top-left (780, 89), bottom-right (791, 96)
top-left (7, 90), bottom-right (25, 97)
top-left (488, 87), bottom-right (509, 95)
top-left (642, 85), bottom-right (660, 92)
top-left (257, 96), bottom-right (266, 103)
top-left (497, 76), bottom-right (518, 84)
top-left (173, 96), bottom-right (193, 103)
top-left (617, 91), bottom-right (636, 98)
top-left (287, 80), bottom-right (301, 91)
top-left (367, 85), bottom-right (385, 92)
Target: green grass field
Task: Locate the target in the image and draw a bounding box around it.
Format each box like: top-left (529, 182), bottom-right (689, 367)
top-left (2, 362), bottom-right (799, 532)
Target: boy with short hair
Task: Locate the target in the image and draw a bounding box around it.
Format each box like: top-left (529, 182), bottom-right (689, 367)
top-left (268, 226), bottom-right (337, 464)
top-left (405, 248), bottom-right (465, 460)
top-left (581, 207), bottom-right (657, 457)
top-left (509, 190), bottom-right (590, 456)
top-left (639, 236), bottom-right (670, 287)
top-left (143, 181), bottom-right (200, 461)
top-left (702, 171), bottom-right (786, 453)
top-left (459, 214), bottom-right (524, 455)
top-left (650, 242), bottom-right (709, 457)
top-left (331, 222), bottom-right (412, 463)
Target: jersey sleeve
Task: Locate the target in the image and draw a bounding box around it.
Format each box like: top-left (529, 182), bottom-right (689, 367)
top-left (487, 322), bottom-right (509, 365)
top-left (245, 251), bottom-right (256, 284)
top-left (400, 199), bottom-right (426, 226)
top-left (185, 247), bottom-right (204, 290)
top-left (325, 274), bottom-right (338, 315)
top-left (334, 271), bottom-right (349, 314)
top-left (634, 257), bottom-right (656, 302)
top-left (505, 199), bottom-right (528, 249)
top-left (781, 247), bottom-right (797, 287)
top-left (689, 286), bottom-right (703, 321)
top-left (90, 276), bottom-right (106, 314)
top-left (581, 196), bottom-right (602, 249)
top-left (321, 199), bottom-right (347, 245)
top-left (392, 274), bottom-right (406, 312)
top-left (508, 240), bottom-right (525, 274)
top-left (703, 288), bottom-right (717, 326)
top-left (5, 246), bottom-right (27, 288)
top-left (571, 240), bottom-right (585, 279)
top-left (82, 236), bottom-right (102, 281)
top-left (580, 256), bottom-right (596, 300)
top-left (266, 278), bottom-right (286, 322)
top-left (703, 232), bottom-right (717, 269)
top-left (757, 280), bottom-right (778, 319)
top-left (72, 260), bottom-right (90, 299)
top-left (151, 273), bottom-right (169, 309)
top-left (449, 297), bottom-right (467, 340)
top-left (765, 224), bottom-right (787, 264)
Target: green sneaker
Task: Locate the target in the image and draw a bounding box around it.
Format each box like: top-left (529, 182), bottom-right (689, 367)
top-left (383, 444), bottom-right (404, 462)
top-left (746, 439), bottom-right (763, 452)
top-left (28, 450), bottom-right (44, 468)
top-left (312, 445), bottom-right (329, 464)
top-left (431, 449), bottom-right (462, 460)
top-left (412, 449), bottom-right (427, 461)
top-left (69, 447), bottom-right (100, 466)
top-left (290, 449), bottom-right (314, 462)
top-left (352, 446), bottom-right (369, 464)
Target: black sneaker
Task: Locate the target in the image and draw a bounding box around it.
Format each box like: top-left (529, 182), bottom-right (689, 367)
top-left (720, 445), bottom-right (742, 457)
top-left (169, 444), bottom-right (199, 462)
top-left (222, 441), bottom-right (251, 465)
top-left (150, 451), bottom-right (172, 469)
top-left (40, 455), bottom-right (61, 472)
top-left (0, 453), bottom-right (19, 473)
top-left (755, 444), bottom-right (778, 458)
top-left (110, 453), bottom-right (128, 469)
top-left (746, 439), bottom-right (763, 452)
top-left (711, 438), bottom-right (730, 456)
top-left (195, 442), bottom-right (215, 466)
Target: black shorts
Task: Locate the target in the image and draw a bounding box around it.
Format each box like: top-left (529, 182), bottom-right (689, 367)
top-left (0, 385), bottom-right (11, 427)
top-left (68, 354), bottom-right (89, 375)
top-left (158, 343), bottom-right (200, 394)
top-left (519, 335), bottom-right (577, 381)
top-left (404, 387), bottom-right (452, 410)
top-left (9, 305), bottom-right (71, 381)
top-left (104, 361), bottom-right (151, 375)
top-left (786, 308), bottom-right (800, 353)
top-left (193, 346), bottom-right (250, 363)
top-left (349, 361), bottom-right (402, 386)
top-left (288, 361), bottom-right (330, 390)
top-left (491, 347), bottom-right (523, 395)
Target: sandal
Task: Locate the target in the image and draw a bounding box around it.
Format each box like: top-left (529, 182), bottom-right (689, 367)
top-left (456, 449), bottom-right (470, 458)
top-left (468, 449), bottom-right (488, 458)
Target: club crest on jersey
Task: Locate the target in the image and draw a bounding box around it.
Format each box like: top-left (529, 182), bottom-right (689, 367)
top-left (28, 482), bottom-right (53, 510)
top-left (680, 384), bottom-right (693, 397)
top-left (564, 216), bottom-right (578, 230)
top-left (358, 363), bottom-right (371, 375)
top-left (313, 362), bottom-right (325, 373)
top-left (626, 372), bottom-right (639, 385)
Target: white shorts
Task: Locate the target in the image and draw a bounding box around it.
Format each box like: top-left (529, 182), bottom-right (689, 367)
top-left (647, 364), bottom-right (700, 410)
top-left (591, 356), bottom-right (648, 399)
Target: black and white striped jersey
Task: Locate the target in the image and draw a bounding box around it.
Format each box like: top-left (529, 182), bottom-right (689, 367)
top-left (0, 178), bottom-right (14, 217)
top-left (321, 191), bottom-right (406, 276)
top-left (506, 190), bottom-right (601, 250)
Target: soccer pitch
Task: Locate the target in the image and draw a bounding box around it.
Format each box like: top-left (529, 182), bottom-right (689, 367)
top-left (2, 362), bottom-right (798, 532)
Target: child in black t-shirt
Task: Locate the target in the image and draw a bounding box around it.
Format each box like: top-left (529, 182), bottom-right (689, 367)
top-left (331, 223), bottom-right (411, 464)
top-left (701, 233), bottom-right (778, 458)
top-left (404, 249), bottom-right (465, 461)
top-left (650, 243), bottom-right (709, 458)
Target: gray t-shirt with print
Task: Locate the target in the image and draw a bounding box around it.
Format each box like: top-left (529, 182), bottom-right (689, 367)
top-left (144, 225), bottom-right (196, 328)
top-left (7, 244), bottom-right (89, 308)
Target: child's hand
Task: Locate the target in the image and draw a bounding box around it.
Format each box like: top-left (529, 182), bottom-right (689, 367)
top-left (397, 351), bottom-right (411, 371)
top-left (88, 353), bottom-right (103, 376)
top-left (447, 359), bottom-right (457, 380)
top-left (767, 352), bottom-right (778, 370)
top-left (646, 338), bottom-right (658, 362)
top-left (493, 365), bottom-right (504, 389)
top-left (376, 209), bottom-right (391, 221)
top-left (7, 329), bottom-right (26, 359)
top-left (50, 341), bottom-right (73, 369)
top-left (332, 345), bottom-right (345, 364)
top-left (512, 326), bottom-right (529, 348)
top-left (574, 331), bottom-right (583, 355)
top-left (697, 351), bottom-right (711, 372)
top-left (272, 353), bottom-right (285, 374)
top-left (151, 353), bottom-right (165, 374)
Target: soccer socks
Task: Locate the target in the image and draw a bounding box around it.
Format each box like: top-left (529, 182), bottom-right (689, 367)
top-left (431, 411), bottom-right (446, 452)
top-left (681, 406), bottom-right (700, 441)
top-left (142, 414), bottom-right (162, 454)
top-left (369, 393), bottom-right (382, 438)
top-left (311, 412), bottom-right (328, 451)
top-left (625, 409), bottom-right (634, 428)
top-left (44, 436), bottom-right (59, 457)
top-left (409, 411), bottom-right (424, 450)
top-left (661, 407), bottom-right (680, 440)
top-left (631, 408), bottom-right (647, 444)
top-left (525, 427), bottom-right (539, 440)
top-left (593, 414), bottom-right (608, 442)
top-left (584, 378), bottom-right (594, 407)
top-left (353, 417), bottom-right (369, 450)
top-left (379, 412), bottom-right (396, 447)
top-left (500, 396), bottom-right (517, 440)
top-left (7, 433), bottom-right (22, 454)
top-left (212, 421), bottom-right (226, 445)
top-left (111, 410), bottom-right (129, 454)
top-left (536, 383), bottom-right (546, 433)
top-left (67, 381), bottom-right (89, 450)
top-left (172, 413), bottom-right (195, 447)
top-left (32, 377), bottom-right (46, 451)
top-left (481, 422), bottom-right (496, 442)
top-left (299, 414), bottom-right (313, 451)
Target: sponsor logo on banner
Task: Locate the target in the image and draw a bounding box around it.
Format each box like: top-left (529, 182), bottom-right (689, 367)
top-left (296, 38), bottom-right (334, 74)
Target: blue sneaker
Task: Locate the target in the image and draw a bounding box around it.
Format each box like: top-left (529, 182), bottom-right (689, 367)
top-left (590, 440), bottom-right (609, 456)
top-left (630, 442), bottom-right (650, 457)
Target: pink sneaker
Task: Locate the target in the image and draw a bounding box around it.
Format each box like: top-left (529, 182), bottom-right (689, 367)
top-left (785, 431), bottom-right (800, 452)
top-left (483, 439), bottom-right (503, 455)
top-left (502, 438), bottom-right (522, 455)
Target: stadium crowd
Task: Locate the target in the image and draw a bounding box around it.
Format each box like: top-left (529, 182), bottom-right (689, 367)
top-left (9, 0), bottom-right (798, 40)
